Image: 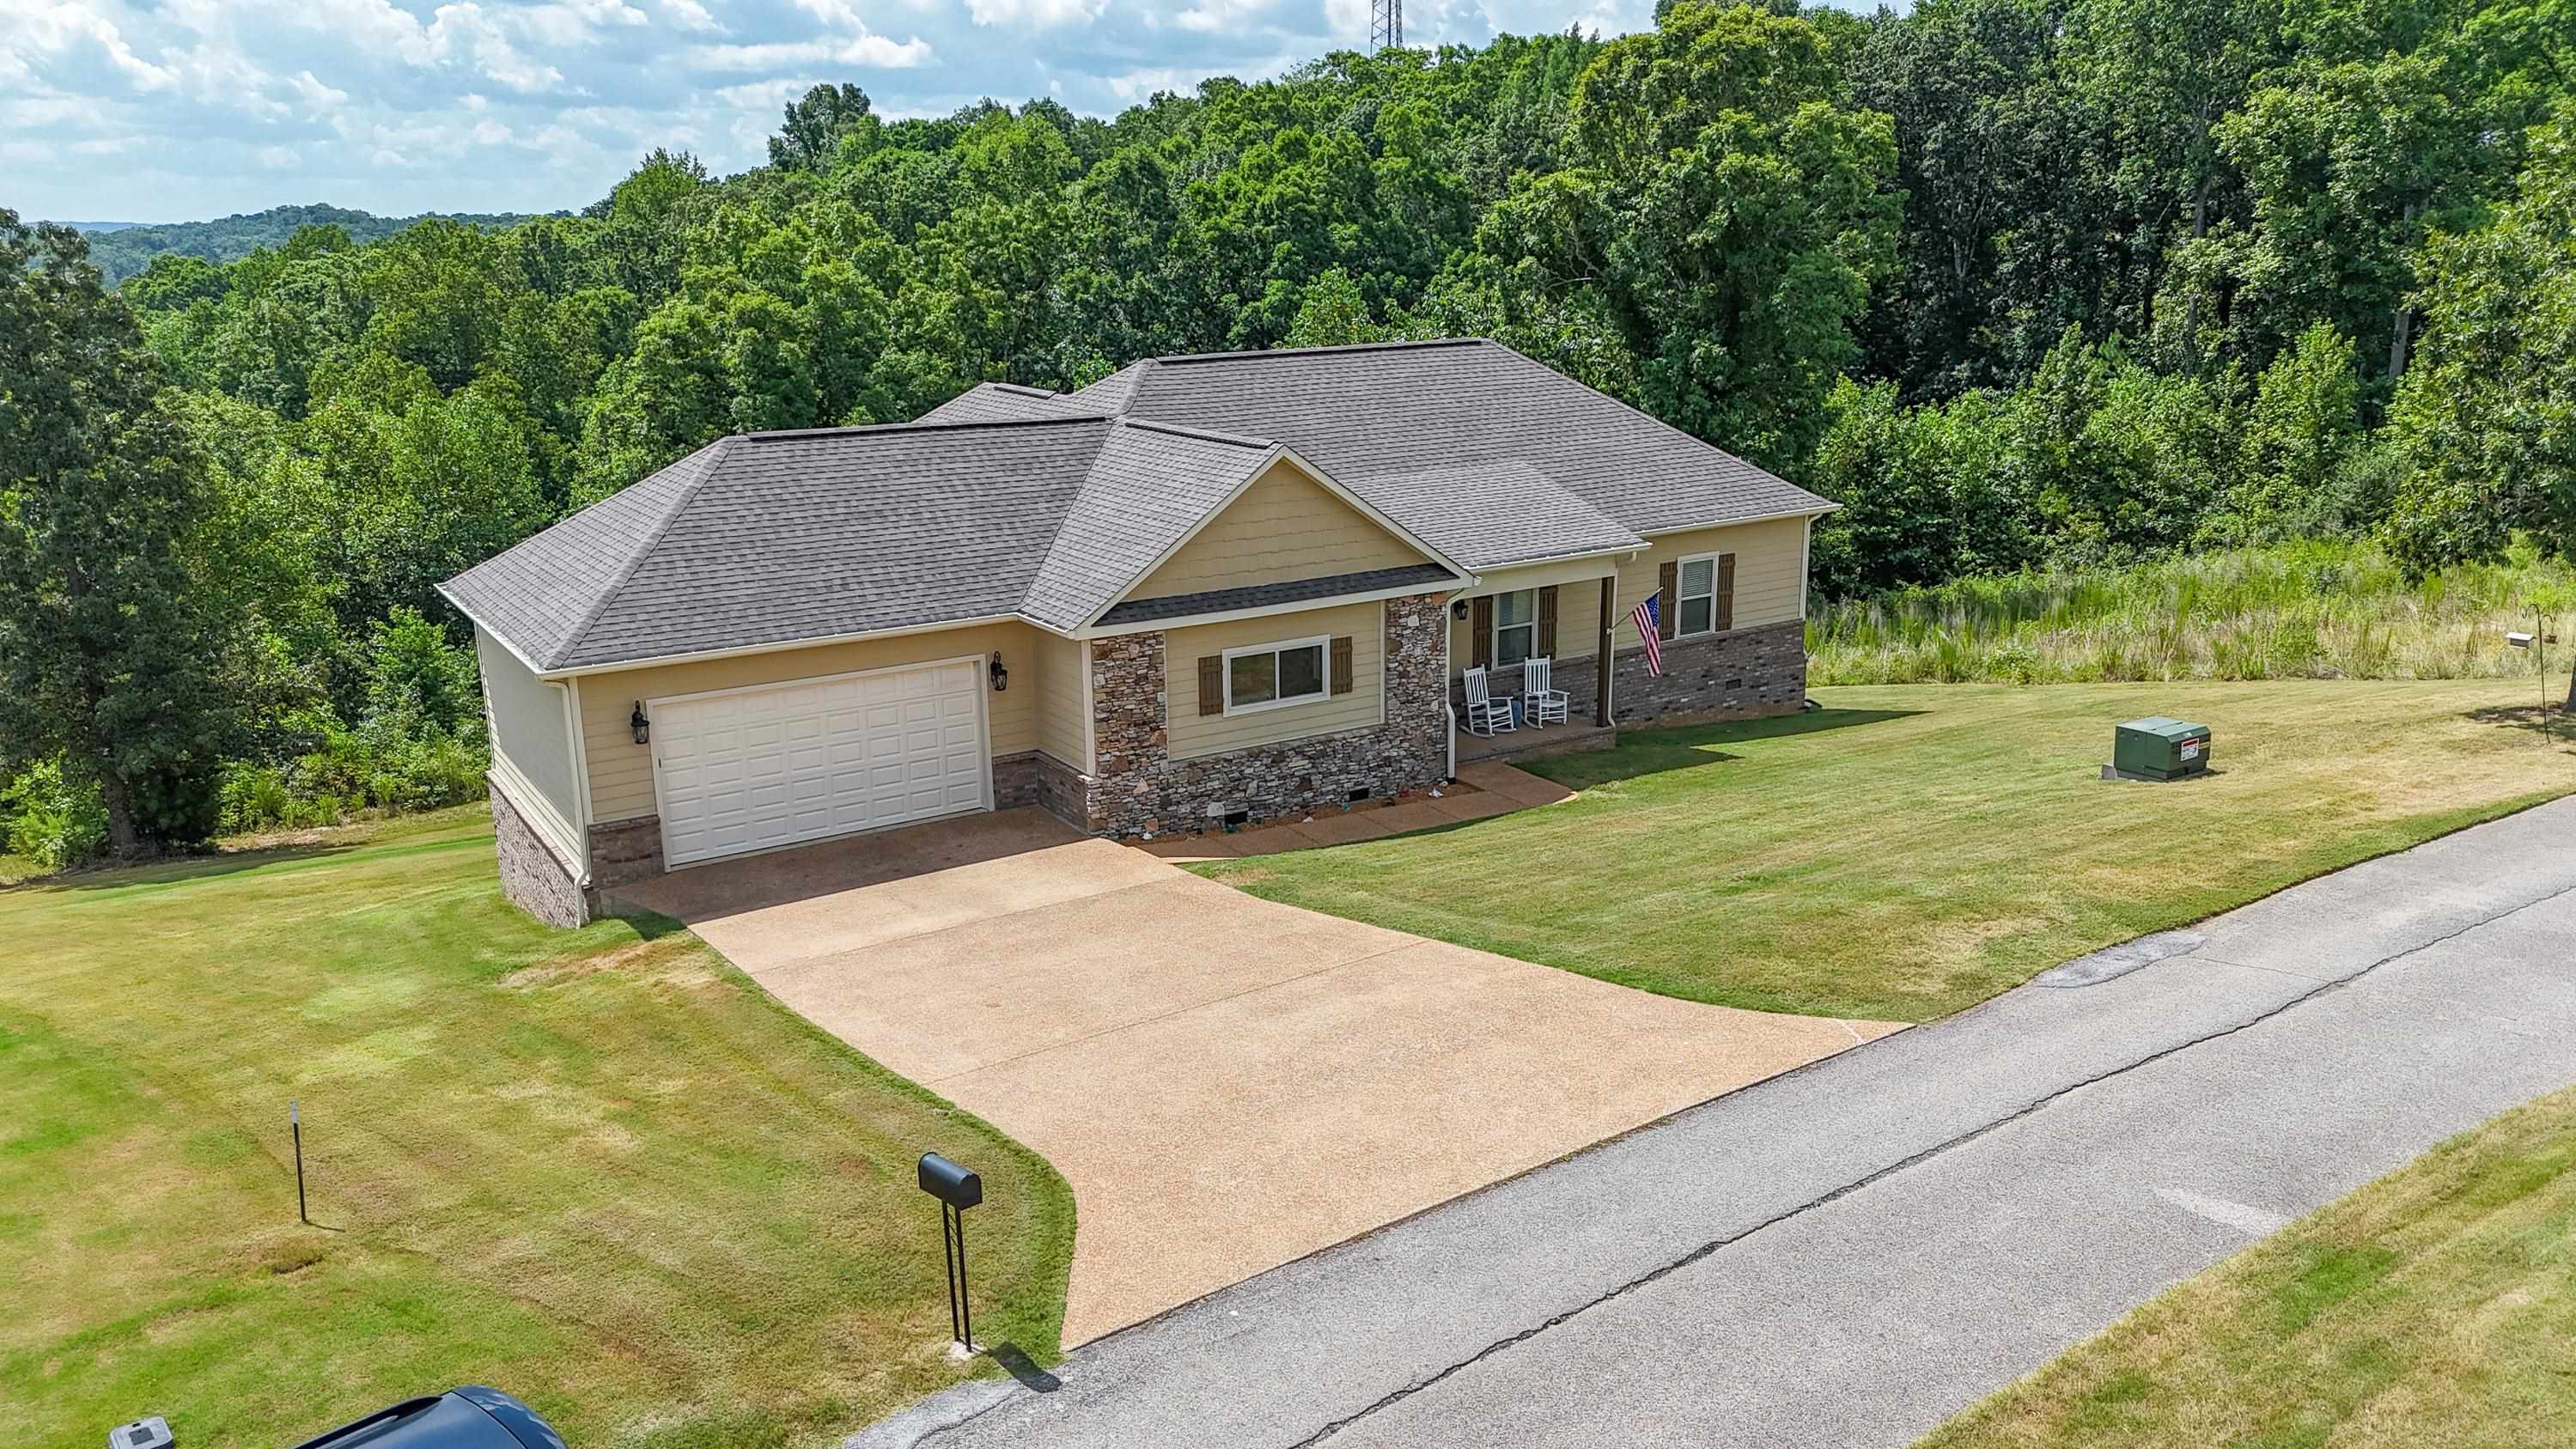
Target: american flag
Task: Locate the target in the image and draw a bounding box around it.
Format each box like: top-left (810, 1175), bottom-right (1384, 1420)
top-left (1630, 595), bottom-right (1665, 676)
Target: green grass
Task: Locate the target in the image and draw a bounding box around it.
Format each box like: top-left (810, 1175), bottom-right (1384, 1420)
top-left (0, 810), bottom-right (1074, 1449)
top-left (1810, 539), bottom-right (2576, 688)
top-left (1195, 680), bottom-right (2576, 1022)
top-left (1916, 1085), bottom-right (2576, 1448)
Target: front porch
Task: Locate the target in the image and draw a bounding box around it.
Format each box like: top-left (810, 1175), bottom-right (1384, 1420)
top-left (1456, 715), bottom-right (1617, 765)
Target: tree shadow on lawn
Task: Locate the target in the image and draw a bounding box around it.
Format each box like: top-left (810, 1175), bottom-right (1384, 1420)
top-left (3, 840), bottom-right (357, 893)
top-left (2467, 703), bottom-right (2576, 753)
top-left (1531, 707), bottom-right (1925, 789)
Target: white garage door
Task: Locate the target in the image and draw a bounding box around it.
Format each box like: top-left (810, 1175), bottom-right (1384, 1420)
top-left (651, 658), bottom-right (991, 867)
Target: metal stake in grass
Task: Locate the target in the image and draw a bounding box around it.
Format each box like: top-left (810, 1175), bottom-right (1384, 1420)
top-left (291, 1099), bottom-right (308, 1226)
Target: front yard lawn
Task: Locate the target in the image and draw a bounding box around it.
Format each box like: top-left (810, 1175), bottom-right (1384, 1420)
top-left (0, 808), bottom-right (1072, 1449)
top-left (1917, 1083), bottom-right (2576, 1447)
top-left (1196, 680), bottom-right (2575, 1021)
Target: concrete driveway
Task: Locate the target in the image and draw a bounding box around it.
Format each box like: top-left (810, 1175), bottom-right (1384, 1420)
top-left (884, 795), bottom-right (2576, 1449)
top-left (618, 808), bottom-right (1902, 1345)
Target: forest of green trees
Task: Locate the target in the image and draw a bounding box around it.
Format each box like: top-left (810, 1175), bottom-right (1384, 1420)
top-left (76, 204), bottom-right (551, 286)
top-left (4, 0), bottom-right (2573, 865)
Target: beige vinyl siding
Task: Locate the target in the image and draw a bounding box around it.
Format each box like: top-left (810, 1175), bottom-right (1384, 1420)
top-left (1032, 630), bottom-right (1087, 770)
top-left (476, 630), bottom-right (581, 839)
top-left (1449, 569), bottom-right (1609, 680)
top-left (1130, 459), bottom-right (1428, 600)
top-left (1165, 601), bottom-right (1384, 761)
top-left (1614, 517), bottom-right (1813, 637)
top-left (578, 622), bottom-right (1042, 824)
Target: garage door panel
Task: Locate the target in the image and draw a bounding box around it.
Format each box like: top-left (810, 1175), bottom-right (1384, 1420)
top-left (654, 661), bottom-right (990, 867)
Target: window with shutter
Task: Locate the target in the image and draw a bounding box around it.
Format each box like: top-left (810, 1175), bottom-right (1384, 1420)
top-left (1197, 654), bottom-right (1223, 715)
top-left (1220, 636), bottom-right (1331, 715)
top-left (1677, 554), bottom-right (1717, 635)
top-left (1494, 588), bottom-right (1538, 667)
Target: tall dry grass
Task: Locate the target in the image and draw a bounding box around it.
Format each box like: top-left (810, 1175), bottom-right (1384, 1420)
top-left (1808, 540), bottom-right (2576, 686)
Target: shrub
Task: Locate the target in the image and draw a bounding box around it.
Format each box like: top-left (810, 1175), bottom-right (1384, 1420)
top-left (1809, 539), bottom-right (2576, 686)
top-left (2, 763), bottom-right (110, 870)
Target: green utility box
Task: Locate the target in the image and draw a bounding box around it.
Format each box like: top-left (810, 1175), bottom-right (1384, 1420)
top-left (2113, 716), bottom-right (2212, 780)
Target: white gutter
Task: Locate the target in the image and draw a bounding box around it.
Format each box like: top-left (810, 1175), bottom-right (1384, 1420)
top-left (1632, 503), bottom-right (1841, 539)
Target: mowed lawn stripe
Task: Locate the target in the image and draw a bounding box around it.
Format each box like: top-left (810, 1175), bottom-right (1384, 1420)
top-left (1917, 1084), bottom-right (2576, 1447)
top-left (1195, 681), bottom-right (2575, 1021)
top-left (1, 809), bottom-right (1072, 1449)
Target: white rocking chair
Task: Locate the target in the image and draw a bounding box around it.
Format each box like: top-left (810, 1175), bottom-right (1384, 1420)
top-left (1524, 656), bottom-right (1570, 727)
top-left (1462, 665), bottom-right (1517, 736)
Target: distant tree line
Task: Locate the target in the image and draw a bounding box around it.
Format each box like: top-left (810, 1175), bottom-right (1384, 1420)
top-left (77, 204), bottom-right (552, 285)
top-left (3, 0), bottom-right (2573, 860)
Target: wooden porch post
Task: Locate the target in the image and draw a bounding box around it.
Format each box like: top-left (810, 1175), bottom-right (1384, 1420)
top-left (1595, 575), bottom-right (1615, 727)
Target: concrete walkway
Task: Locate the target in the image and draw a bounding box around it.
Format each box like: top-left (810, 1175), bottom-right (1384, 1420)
top-left (1130, 761), bottom-right (1569, 861)
top-left (618, 808), bottom-right (1901, 1346)
top-left (874, 795), bottom-right (2576, 1448)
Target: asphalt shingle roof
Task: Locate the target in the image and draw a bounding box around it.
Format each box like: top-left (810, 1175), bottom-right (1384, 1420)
top-left (442, 339), bottom-right (1830, 673)
top-left (1071, 339), bottom-right (1829, 542)
top-left (1355, 460), bottom-right (1645, 568)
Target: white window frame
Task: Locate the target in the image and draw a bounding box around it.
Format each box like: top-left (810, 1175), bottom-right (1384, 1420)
top-left (1675, 552), bottom-right (1721, 637)
top-left (1492, 588), bottom-right (1539, 669)
top-left (1221, 633), bottom-right (1332, 716)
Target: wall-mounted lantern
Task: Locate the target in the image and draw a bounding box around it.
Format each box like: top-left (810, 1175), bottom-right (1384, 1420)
top-left (989, 651), bottom-right (1008, 691)
top-left (1451, 598), bottom-right (1471, 621)
top-left (630, 703), bottom-right (649, 746)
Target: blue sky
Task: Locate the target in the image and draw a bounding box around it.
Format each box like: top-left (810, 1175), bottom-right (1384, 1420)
top-left (5, 0), bottom-right (1672, 222)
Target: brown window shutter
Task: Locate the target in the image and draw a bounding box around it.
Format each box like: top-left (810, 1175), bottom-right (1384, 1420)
top-left (1537, 586), bottom-right (1558, 658)
top-left (1197, 654), bottom-right (1223, 715)
top-left (1657, 561), bottom-right (1679, 641)
top-left (1331, 636), bottom-right (1354, 695)
top-left (1470, 594), bottom-right (1494, 669)
top-left (1716, 552), bottom-right (1737, 631)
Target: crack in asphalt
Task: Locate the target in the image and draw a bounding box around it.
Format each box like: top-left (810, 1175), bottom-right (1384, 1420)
top-left (1289, 878), bottom-right (2576, 1448)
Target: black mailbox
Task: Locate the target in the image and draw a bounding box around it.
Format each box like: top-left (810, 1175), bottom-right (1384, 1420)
top-left (918, 1153), bottom-right (982, 1210)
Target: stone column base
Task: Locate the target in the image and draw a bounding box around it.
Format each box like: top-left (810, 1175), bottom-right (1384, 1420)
top-left (490, 783), bottom-right (587, 928)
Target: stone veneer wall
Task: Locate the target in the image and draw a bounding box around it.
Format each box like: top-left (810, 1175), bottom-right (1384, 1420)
top-left (1085, 593), bottom-right (1452, 837)
top-left (1608, 618), bottom-right (1808, 724)
top-left (588, 814), bottom-right (665, 892)
top-left (490, 779), bottom-right (587, 928)
top-left (996, 749), bottom-right (1092, 830)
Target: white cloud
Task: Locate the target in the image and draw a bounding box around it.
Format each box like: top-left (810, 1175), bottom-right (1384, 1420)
top-left (964, 0), bottom-right (1105, 28)
top-left (289, 69), bottom-right (349, 109)
top-left (259, 143), bottom-right (297, 166)
top-left (1174, 0), bottom-right (1270, 31)
top-left (690, 33), bottom-right (931, 70)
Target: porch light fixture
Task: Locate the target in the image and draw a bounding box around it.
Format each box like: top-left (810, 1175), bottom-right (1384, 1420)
top-left (1451, 598), bottom-right (1470, 620)
top-left (989, 651), bottom-right (1008, 691)
top-left (629, 703), bottom-right (649, 746)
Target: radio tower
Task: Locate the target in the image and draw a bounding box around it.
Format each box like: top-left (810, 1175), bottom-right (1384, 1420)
top-left (1371, 0), bottom-right (1402, 51)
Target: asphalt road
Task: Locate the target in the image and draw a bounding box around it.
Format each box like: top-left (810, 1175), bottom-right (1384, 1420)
top-left (863, 795), bottom-right (2576, 1449)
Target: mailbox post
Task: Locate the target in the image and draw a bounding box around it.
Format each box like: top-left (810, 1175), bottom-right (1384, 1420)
top-left (918, 1154), bottom-right (983, 1355)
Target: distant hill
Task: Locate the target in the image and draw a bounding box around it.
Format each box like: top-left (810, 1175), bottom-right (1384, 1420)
top-left (78, 203), bottom-right (556, 284)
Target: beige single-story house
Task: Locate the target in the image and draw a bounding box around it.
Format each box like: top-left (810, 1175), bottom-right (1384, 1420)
top-left (439, 339), bottom-right (1835, 926)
